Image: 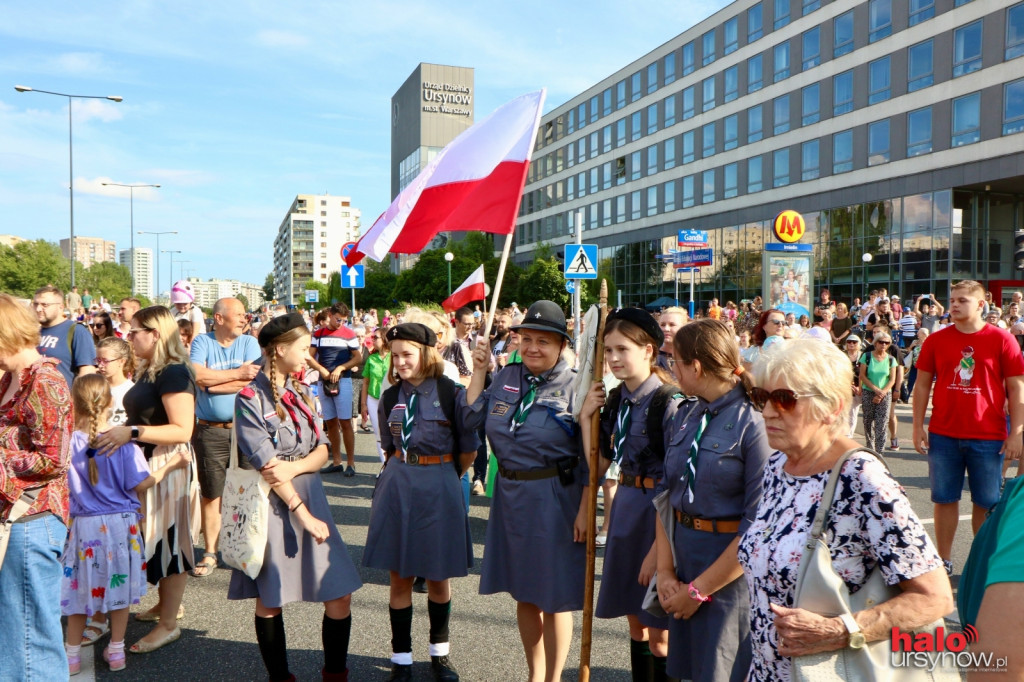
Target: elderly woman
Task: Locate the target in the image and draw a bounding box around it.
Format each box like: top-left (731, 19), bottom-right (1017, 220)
top-left (858, 331), bottom-right (898, 453)
top-left (736, 339), bottom-right (952, 681)
top-left (0, 294), bottom-right (74, 680)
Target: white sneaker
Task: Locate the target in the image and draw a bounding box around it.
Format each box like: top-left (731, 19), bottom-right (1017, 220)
top-left (595, 532), bottom-right (607, 547)
top-left (471, 480), bottom-right (485, 496)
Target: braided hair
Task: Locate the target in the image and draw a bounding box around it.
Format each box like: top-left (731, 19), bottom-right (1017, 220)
top-left (71, 374), bottom-right (113, 486)
top-left (263, 325), bottom-right (318, 420)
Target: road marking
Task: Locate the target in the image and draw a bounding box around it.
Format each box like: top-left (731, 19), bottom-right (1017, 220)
top-left (918, 514), bottom-right (973, 525)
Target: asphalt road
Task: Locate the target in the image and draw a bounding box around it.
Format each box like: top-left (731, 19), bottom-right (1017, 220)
top-left (83, 404), bottom-right (991, 681)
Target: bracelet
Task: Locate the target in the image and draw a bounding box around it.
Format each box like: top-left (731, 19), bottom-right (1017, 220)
top-left (688, 582), bottom-right (712, 603)
top-left (286, 493), bottom-right (299, 509)
top-left (289, 499), bottom-right (304, 513)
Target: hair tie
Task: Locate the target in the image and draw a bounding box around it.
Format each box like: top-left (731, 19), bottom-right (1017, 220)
top-left (733, 366), bottom-right (745, 376)
top-left (86, 448), bottom-right (97, 459)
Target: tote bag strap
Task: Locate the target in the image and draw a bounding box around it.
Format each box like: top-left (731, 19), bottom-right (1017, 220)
top-left (228, 383), bottom-right (265, 474)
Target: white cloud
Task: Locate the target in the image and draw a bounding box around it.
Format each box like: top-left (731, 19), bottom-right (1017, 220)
top-left (73, 99), bottom-right (125, 123)
top-left (141, 168), bottom-right (218, 187)
top-left (253, 29), bottom-right (309, 48)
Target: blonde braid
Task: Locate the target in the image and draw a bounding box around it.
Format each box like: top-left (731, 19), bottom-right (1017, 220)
top-left (267, 353), bottom-right (286, 420)
top-left (288, 374), bottom-right (317, 415)
top-left (87, 396), bottom-right (102, 486)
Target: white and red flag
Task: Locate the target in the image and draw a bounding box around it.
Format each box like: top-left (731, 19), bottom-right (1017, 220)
top-left (442, 265), bottom-right (488, 313)
top-left (344, 89), bottom-right (546, 266)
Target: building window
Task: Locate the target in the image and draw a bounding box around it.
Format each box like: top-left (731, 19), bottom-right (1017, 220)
top-left (775, 0), bottom-right (791, 29)
top-left (602, 199), bottom-right (612, 226)
top-left (703, 77), bottom-right (716, 112)
top-left (868, 57), bottom-right (891, 104)
top-left (590, 167), bottom-right (599, 193)
top-left (616, 118), bottom-right (626, 146)
top-left (589, 131), bottom-right (598, 159)
top-left (647, 145), bottom-right (659, 174)
top-left (774, 42), bottom-right (790, 82)
top-left (749, 4), bottom-right (764, 42)
top-left (647, 104), bottom-right (659, 134)
top-left (590, 96), bottom-right (599, 123)
top-left (749, 156), bottom-right (763, 192)
top-left (664, 96), bottom-right (677, 127)
top-left (630, 151), bottom-right (642, 180)
top-left (749, 104), bottom-right (764, 143)
top-left (834, 11), bottom-right (854, 57)
top-left (773, 149), bottom-right (790, 187)
top-left (616, 195), bottom-right (626, 222)
top-left (616, 80), bottom-right (626, 109)
top-left (907, 106), bottom-right (933, 156)
top-left (683, 42), bottom-right (695, 75)
top-left (603, 88), bottom-right (613, 115)
top-left (724, 114), bottom-right (739, 150)
top-left (908, 40), bottom-right (934, 92)
top-left (724, 66), bottom-right (739, 102)
top-left (1004, 78), bottom-right (1024, 135)
top-left (774, 94), bottom-right (790, 135)
top-left (320, 211), bottom-right (326, 216)
top-left (909, 0), bottom-right (934, 26)
top-left (748, 54), bottom-right (764, 92)
top-left (803, 0), bottom-right (821, 15)
top-left (683, 131), bottom-right (695, 163)
top-left (802, 27), bottom-right (821, 70)
top-left (321, 199), bottom-right (326, 205)
top-left (664, 53), bottom-right (677, 85)
top-left (952, 92), bottom-right (981, 146)
top-left (567, 109), bottom-right (575, 135)
top-left (577, 171), bottom-right (587, 198)
top-left (801, 140), bottom-right (820, 180)
top-left (702, 122), bottom-right (716, 157)
top-left (602, 124), bottom-right (612, 153)
top-left (869, 120), bottom-right (890, 164)
top-left (724, 162), bottom-right (739, 198)
top-left (802, 84), bottom-right (820, 125)
top-left (630, 72), bottom-right (642, 102)
top-left (631, 112), bottom-right (642, 141)
top-left (833, 129), bottom-right (854, 173)
top-left (702, 170), bottom-right (716, 203)
top-left (647, 186), bottom-right (658, 216)
top-left (703, 29), bottom-right (716, 65)
top-left (664, 181), bottom-right (677, 211)
top-left (953, 21), bottom-right (983, 78)
top-left (664, 138), bottom-right (677, 169)
top-left (602, 162), bottom-right (612, 189)
top-left (1008, 4), bottom-right (1024, 60)
top-left (870, 0), bottom-right (892, 42)
top-left (724, 17), bottom-right (739, 54)
top-left (683, 176), bottom-right (695, 208)
top-left (683, 86), bottom-right (695, 119)
top-left (631, 190), bottom-right (642, 219)
top-left (834, 71), bottom-right (854, 115)
top-left (647, 63), bottom-right (659, 94)
top-left (615, 156), bottom-right (627, 184)
top-left (566, 176), bottom-right (575, 200)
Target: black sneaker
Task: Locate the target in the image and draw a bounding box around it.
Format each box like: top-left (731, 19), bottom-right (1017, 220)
top-left (943, 559), bottom-right (954, 576)
top-left (343, 465), bottom-right (356, 477)
top-left (320, 464), bottom-right (344, 474)
top-left (387, 663), bottom-right (412, 681)
top-left (413, 576), bottom-right (427, 593)
top-left (430, 655), bottom-right (459, 681)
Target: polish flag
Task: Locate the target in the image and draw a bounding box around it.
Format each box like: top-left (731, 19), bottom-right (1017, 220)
top-left (345, 90), bottom-right (547, 266)
top-left (442, 265), bottom-right (488, 313)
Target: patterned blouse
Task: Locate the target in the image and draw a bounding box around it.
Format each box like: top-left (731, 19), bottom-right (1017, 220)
top-left (737, 450), bottom-right (942, 681)
top-left (0, 357), bottom-right (73, 524)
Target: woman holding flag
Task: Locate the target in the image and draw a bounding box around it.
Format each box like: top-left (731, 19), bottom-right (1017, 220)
top-left (466, 301), bottom-right (587, 682)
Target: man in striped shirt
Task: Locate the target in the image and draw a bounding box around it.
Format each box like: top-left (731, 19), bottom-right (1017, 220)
top-left (308, 303), bottom-right (363, 476)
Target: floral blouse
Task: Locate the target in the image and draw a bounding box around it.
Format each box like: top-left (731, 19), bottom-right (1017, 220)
top-left (0, 357), bottom-right (73, 524)
top-left (737, 450), bottom-right (942, 681)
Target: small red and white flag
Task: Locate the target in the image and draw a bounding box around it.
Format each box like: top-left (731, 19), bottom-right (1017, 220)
top-left (442, 265), bottom-right (488, 313)
top-left (345, 89), bottom-right (546, 266)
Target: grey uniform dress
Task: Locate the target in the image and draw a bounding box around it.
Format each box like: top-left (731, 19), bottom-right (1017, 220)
top-left (363, 377), bottom-right (479, 580)
top-left (228, 373), bottom-right (363, 607)
top-left (465, 359), bottom-right (586, 613)
top-left (661, 384), bottom-right (772, 682)
top-left (595, 374), bottom-right (689, 629)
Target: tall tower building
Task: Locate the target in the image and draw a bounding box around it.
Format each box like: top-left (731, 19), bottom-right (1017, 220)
top-left (62, 236), bottom-right (117, 268)
top-left (119, 248), bottom-right (154, 301)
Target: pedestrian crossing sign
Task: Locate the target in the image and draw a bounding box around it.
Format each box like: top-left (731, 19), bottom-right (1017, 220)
top-left (564, 244), bottom-right (598, 280)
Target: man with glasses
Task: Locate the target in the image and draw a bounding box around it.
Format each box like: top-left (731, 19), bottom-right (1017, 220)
top-left (116, 297), bottom-right (141, 338)
top-left (308, 303), bottom-right (362, 476)
top-left (33, 284), bottom-right (96, 387)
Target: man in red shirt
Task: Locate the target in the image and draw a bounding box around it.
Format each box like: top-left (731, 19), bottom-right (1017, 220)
top-left (912, 280), bottom-right (1024, 575)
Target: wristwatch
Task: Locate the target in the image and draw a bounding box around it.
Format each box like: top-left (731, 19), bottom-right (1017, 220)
top-left (840, 613), bottom-right (865, 649)
top-left (130, 426), bottom-right (140, 440)
top-left (687, 582), bottom-right (712, 603)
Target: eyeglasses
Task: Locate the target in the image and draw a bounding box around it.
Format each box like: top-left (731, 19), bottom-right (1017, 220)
top-left (94, 357), bottom-right (124, 365)
top-left (749, 387), bottom-right (825, 412)
top-left (127, 328), bottom-right (152, 336)
top-left (766, 319), bottom-right (786, 326)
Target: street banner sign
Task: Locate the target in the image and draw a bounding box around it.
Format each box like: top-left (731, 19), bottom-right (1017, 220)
top-left (678, 229), bottom-right (709, 248)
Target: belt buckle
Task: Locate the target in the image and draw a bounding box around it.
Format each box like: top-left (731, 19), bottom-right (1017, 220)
top-left (681, 513), bottom-right (693, 528)
top-left (406, 452), bottom-right (420, 465)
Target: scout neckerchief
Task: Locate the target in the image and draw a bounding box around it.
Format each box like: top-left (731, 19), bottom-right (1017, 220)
top-left (612, 398), bottom-right (632, 463)
top-left (402, 391), bottom-right (417, 452)
top-left (510, 374), bottom-right (543, 433)
top-left (282, 390), bottom-right (322, 440)
top-left (685, 409), bottom-right (711, 503)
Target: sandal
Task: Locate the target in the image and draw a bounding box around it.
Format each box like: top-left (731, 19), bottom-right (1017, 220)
top-left (191, 552), bottom-right (218, 578)
top-left (135, 604), bottom-right (185, 622)
top-left (104, 645), bottom-right (127, 671)
top-left (81, 618), bottom-right (110, 646)
top-left (129, 626), bottom-right (181, 654)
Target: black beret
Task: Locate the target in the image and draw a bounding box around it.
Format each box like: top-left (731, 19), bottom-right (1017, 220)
top-left (607, 307), bottom-right (665, 348)
top-left (258, 312), bottom-right (307, 348)
top-left (386, 323), bottom-right (437, 347)
top-left (511, 300), bottom-right (571, 342)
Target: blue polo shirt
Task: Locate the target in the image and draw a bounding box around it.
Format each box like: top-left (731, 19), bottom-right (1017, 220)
top-left (38, 320), bottom-right (96, 388)
top-left (190, 332), bottom-right (261, 422)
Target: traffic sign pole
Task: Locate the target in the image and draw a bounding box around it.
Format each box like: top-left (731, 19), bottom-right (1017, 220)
top-left (574, 210), bottom-right (581, 347)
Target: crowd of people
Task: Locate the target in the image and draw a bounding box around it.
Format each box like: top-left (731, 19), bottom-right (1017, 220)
top-left (1, 277), bottom-right (1022, 681)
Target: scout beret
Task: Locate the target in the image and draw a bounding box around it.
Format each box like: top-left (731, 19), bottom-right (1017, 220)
top-left (386, 322), bottom-right (437, 347)
top-left (511, 300), bottom-right (571, 342)
top-left (607, 307), bottom-right (665, 348)
top-left (258, 312), bottom-right (307, 348)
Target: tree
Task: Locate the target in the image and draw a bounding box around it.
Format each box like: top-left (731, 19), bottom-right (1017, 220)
top-left (514, 255), bottom-right (570, 311)
top-left (0, 240), bottom-right (71, 298)
top-left (262, 273), bottom-right (276, 302)
top-left (79, 261), bottom-right (133, 303)
top-left (237, 293), bottom-right (249, 311)
top-left (302, 279), bottom-right (330, 308)
top-left (360, 257), bottom-right (400, 310)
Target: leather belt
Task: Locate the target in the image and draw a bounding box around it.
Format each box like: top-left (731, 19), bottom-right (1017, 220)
top-left (401, 452), bottom-right (453, 466)
top-left (499, 464), bottom-right (559, 481)
top-left (198, 419), bottom-right (232, 429)
top-left (674, 511), bottom-right (741, 534)
top-left (618, 472), bottom-right (659, 489)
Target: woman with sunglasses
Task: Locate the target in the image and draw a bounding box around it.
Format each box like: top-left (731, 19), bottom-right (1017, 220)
top-left (653, 319), bottom-right (772, 682)
top-left (736, 340), bottom-right (951, 681)
top-left (740, 309), bottom-right (786, 369)
top-left (92, 312), bottom-right (117, 344)
top-left (857, 332), bottom-right (898, 453)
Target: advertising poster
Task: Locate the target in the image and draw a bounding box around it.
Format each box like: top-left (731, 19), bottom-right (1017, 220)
top-left (764, 252), bottom-right (813, 320)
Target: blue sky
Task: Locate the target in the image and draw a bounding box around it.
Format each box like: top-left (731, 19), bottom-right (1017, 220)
top-left (0, 0), bottom-right (726, 289)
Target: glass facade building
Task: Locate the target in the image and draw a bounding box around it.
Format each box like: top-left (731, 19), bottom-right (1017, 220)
top-left (517, 0), bottom-right (1024, 306)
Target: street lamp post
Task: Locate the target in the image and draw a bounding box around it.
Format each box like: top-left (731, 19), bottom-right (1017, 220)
top-left (177, 260), bottom-right (192, 280)
top-left (102, 182), bottom-right (160, 297)
top-left (445, 251), bottom-right (455, 295)
top-left (138, 231), bottom-right (177, 302)
top-left (14, 86), bottom-right (123, 289)
top-left (162, 250), bottom-right (182, 299)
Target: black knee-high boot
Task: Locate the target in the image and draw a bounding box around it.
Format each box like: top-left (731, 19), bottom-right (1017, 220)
top-left (322, 613), bottom-right (351, 680)
top-left (630, 639), bottom-right (654, 682)
top-left (255, 614), bottom-right (292, 682)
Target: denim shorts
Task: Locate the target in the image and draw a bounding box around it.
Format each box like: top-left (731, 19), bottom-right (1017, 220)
top-left (927, 432), bottom-right (1005, 508)
top-left (319, 377), bottom-right (354, 420)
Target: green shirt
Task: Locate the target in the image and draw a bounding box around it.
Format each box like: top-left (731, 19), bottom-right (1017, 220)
top-left (986, 477), bottom-right (1024, 587)
top-left (364, 352), bottom-right (389, 400)
top-left (860, 352), bottom-right (895, 390)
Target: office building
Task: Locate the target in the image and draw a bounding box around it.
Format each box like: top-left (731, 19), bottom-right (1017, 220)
top-left (0, 235), bottom-right (26, 248)
top-left (118, 248), bottom-right (154, 301)
top-left (272, 194), bottom-right (361, 306)
top-left (517, 0), bottom-right (1024, 307)
top-left (62, 236), bottom-right (117, 269)
top-left (391, 63), bottom-right (475, 270)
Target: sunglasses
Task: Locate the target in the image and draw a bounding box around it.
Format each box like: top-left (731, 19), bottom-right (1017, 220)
top-left (766, 319), bottom-right (786, 325)
top-left (875, 341), bottom-right (891, 346)
top-left (749, 387), bottom-right (824, 412)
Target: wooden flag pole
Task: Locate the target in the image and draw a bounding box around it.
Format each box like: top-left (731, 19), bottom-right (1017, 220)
top-left (479, 230), bottom-right (515, 345)
top-left (579, 278), bottom-right (608, 682)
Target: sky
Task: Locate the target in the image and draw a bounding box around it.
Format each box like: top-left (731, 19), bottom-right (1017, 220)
top-left (0, 0), bottom-right (728, 292)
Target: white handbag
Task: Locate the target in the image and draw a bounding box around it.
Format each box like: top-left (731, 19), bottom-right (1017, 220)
top-left (793, 449), bottom-right (958, 682)
top-left (218, 414), bottom-right (271, 580)
top-left (0, 492), bottom-right (37, 572)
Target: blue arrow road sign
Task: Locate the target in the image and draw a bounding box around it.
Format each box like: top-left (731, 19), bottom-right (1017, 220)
top-left (341, 264), bottom-right (365, 289)
top-left (564, 244), bottom-right (598, 279)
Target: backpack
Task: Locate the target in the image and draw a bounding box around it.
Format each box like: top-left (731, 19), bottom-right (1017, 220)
top-left (379, 375), bottom-right (461, 460)
top-left (600, 382), bottom-right (689, 485)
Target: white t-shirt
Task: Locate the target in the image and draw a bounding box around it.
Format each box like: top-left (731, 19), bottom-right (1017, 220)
top-left (109, 379), bottom-right (135, 426)
top-left (174, 305), bottom-right (206, 333)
